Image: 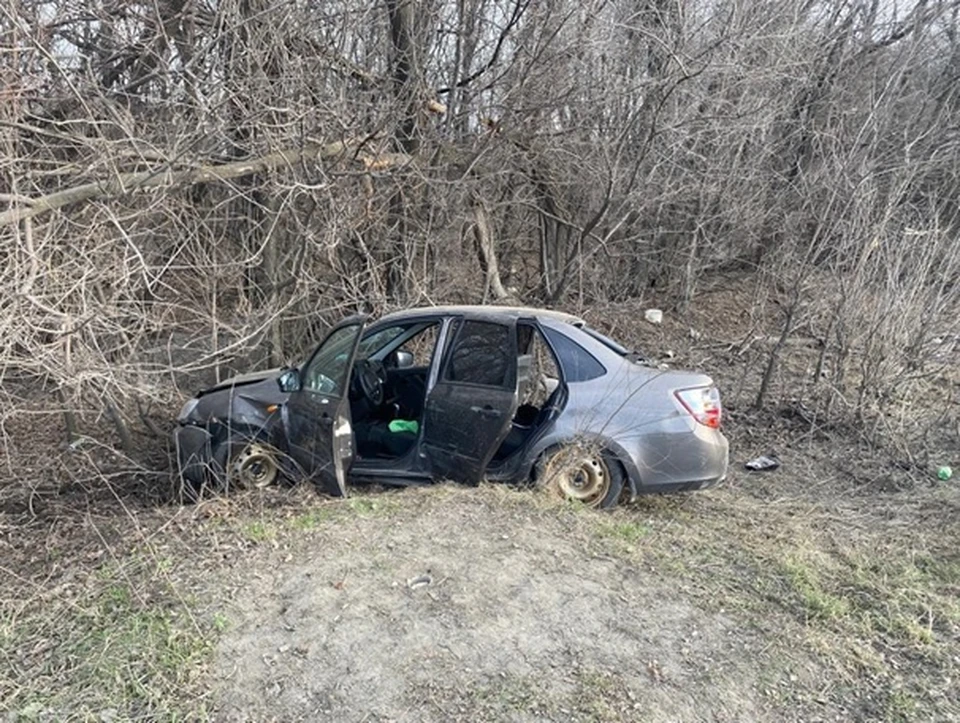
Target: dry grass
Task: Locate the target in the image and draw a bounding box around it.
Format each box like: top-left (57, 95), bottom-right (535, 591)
top-left (1, 563), bottom-right (214, 719)
top-left (591, 478), bottom-right (960, 720)
top-left (0, 484), bottom-right (409, 721)
top-left (0, 500), bottom-right (218, 721)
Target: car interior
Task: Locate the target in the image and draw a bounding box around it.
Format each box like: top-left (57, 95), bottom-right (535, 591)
top-left (489, 323), bottom-right (562, 462)
top-left (349, 322), bottom-right (438, 460)
top-left (349, 319), bottom-right (563, 465)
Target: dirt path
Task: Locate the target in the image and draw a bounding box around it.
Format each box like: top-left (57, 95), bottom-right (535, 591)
top-left (212, 486), bottom-right (814, 722)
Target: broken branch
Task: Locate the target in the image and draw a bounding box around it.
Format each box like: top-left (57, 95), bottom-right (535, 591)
top-left (0, 138), bottom-right (360, 225)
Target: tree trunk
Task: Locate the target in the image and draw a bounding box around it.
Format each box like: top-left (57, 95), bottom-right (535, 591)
top-left (385, 0), bottom-right (422, 155)
top-left (472, 195), bottom-right (509, 301)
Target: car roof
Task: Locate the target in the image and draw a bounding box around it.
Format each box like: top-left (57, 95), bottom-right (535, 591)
top-left (377, 305), bottom-right (585, 326)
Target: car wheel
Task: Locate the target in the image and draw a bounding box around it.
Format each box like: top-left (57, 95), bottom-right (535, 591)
top-left (537, 444), bottom-right (624, 509)
top-left (212, 438), bottom-right (280, 492)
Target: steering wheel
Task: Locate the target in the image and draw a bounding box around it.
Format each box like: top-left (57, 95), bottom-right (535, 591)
top-left (354, 359), bottom-right (386, 407)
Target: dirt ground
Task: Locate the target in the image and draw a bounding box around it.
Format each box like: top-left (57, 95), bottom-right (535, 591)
top-left (213, 486), bottom-right (788, 723)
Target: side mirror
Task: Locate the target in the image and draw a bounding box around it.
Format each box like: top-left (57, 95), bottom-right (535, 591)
top-left (278, 369), bottom-right (302, 393)
top-left (392, 349), bottom-right (415, 369)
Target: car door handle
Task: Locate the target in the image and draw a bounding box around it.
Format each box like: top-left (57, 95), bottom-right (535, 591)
top-left (470, 405), bottom-right (501, 418)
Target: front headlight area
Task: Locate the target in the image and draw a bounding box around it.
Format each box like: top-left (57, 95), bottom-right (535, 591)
top-left (177, 391), bottom-right (281, 438)
top-left (177, 397), bottom-right (201, 424)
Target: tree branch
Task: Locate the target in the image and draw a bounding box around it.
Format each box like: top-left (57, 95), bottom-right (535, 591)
top-left (436, 0), bottom-right (531, 95)
top-left (0, 139), bottom-right (360, 225)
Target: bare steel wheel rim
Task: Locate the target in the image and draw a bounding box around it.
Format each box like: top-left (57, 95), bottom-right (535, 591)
top-left (542, 448), bottom-right (610, 507)
top-left (230, 443), bottom-right (279, 489)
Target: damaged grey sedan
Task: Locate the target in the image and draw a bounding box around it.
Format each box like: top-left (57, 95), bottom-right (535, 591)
top-left (174, 306), bottom-right (728, 508)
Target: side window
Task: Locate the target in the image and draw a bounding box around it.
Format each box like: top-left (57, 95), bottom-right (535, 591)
top-left (541, 326), bottom-right (606, 382)
top-left (443, 320), bottom-right (511, 388)
top-left (398, 323), bottom-right (440, 366)
top-left (302, 323), bottom-right (362, 395)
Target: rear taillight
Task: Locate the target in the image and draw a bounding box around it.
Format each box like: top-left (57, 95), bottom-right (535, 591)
top-left (675, 386), bottom-right (722, 429)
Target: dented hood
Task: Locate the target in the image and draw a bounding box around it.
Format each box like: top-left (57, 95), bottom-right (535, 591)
top-left (202, 367), bottom-right (285, 395)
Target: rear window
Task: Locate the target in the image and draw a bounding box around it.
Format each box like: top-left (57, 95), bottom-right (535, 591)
top-left (582, 326), bottom-right (629, 356)
top-left (541, 327), bottom-right (606, 382)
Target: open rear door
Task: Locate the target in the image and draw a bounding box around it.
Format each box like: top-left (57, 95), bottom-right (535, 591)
top-left (421, 318), bottom-right (518, 484)
top-left (285, 316), bottom-right (367, 496)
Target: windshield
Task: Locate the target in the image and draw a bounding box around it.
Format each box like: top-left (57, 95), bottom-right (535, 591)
top-left (356, 325), bottom-right (408, 360)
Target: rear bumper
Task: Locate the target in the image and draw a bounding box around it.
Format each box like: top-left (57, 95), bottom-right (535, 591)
top-left (625, 421), bottom-right (729, 496)
top-left (174, 424), bottom-right (213, 485)
top-left (634, 474), bottom-right (726, 495)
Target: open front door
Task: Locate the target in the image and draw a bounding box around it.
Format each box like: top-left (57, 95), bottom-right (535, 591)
top-left (421, 318), bottom-right (519, 484)
top-left (285, 317), bottom-right (367, 496)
